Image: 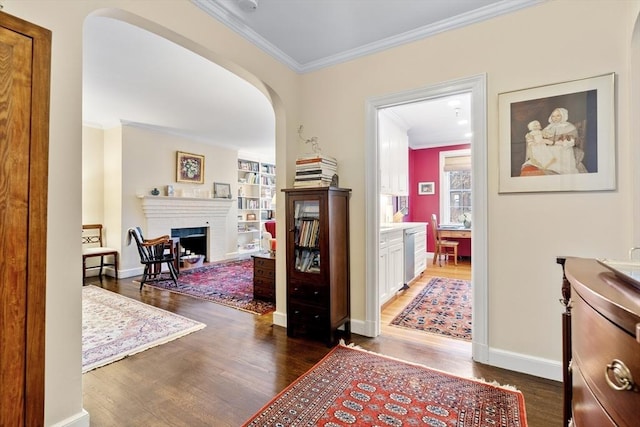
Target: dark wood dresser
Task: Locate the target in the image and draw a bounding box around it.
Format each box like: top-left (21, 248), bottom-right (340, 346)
top-left (252, 253), bottom-right (275, 302)
top-left (558, 257), bottom-right (640, 426)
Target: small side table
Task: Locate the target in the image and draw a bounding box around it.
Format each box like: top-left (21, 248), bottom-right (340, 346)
top-left (252, 253), bottom-right (275, 302)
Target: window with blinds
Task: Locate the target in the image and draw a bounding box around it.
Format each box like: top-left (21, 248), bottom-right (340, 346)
top-left (440, 150), bottom-right (471, 224)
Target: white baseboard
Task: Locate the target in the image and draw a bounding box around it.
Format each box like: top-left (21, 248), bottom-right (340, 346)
top-left (487, 347), bottom-right (562, 382)
top-left (272, 310), bottom-right (286, 328)
top-left (50, 409), bottom-right (89, 427)
top-left (117, 267), bottom-right (144, 279)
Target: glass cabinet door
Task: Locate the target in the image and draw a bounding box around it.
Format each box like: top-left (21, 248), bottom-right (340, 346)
top-left (293, 199), bottom-right (321, 274)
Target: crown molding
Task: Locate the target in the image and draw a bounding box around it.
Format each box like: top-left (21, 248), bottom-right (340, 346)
top-left (191, 0), bottom-right (544, 74)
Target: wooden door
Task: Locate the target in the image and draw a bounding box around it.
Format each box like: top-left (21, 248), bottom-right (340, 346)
top-left (0, 11), bottom-right (51, 426)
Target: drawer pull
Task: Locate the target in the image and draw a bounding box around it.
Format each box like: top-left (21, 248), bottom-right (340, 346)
top-left (605, 359), bottom-right (634, 391)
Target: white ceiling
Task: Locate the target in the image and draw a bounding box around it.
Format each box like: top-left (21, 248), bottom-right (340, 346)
top-left (82, 0), bottom-right (541, 156)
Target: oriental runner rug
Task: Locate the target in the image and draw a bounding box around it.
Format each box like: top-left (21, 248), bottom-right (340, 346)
top-left (390, 277), bottom-right (472, 341)
top-left (140, 258), bottom-right (275, 315)
top-left (82, 285), bottom-right (205, 373)
top-left (242, 344), bottom-right (527, 426)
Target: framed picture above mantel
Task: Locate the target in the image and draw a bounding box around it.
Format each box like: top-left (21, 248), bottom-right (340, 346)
top-left (176, 151), bottom-right (204, 184)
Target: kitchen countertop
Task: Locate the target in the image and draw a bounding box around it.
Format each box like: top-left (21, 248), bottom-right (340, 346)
top-left (380, 222), bottom-right (428, 233)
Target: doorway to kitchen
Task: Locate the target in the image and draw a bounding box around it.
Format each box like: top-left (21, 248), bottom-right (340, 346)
top-left (364, 74), bottom-right (488, 363)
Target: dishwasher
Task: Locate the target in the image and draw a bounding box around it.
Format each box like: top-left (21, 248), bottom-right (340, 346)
top-left (402, 228), bottom-right (417, 290)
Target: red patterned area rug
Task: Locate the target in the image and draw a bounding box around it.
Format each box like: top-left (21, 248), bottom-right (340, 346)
top-left (242, 344), bottom-right (528, 426)
top-left (141, 258), bottom-right (274, 315)
top-left (390, 277), bottom-right (472, 341)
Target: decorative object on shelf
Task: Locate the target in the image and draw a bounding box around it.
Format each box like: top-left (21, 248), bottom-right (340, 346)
top-left (418, 181), bottom-right (435, 195)
top-left (498, 72), bottom-right (615, 193)
top-left (166, 185), bottom-right (174, 197)
top-left (298, 124), bottom-right (320, 153)
top-left (176, 151), bottom-right (205, 184)
top-left (150, 187), bottom-right (160, 196)
top-left (213, 182), bottom-right (231, 198)
top-left (459, 212), bottom-right (472, 228)
top-left (246, 213), bottom-right (257, 221)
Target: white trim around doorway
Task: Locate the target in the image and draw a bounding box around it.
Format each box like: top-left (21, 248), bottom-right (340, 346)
top-left (362, 74), bottom-right (489, 364)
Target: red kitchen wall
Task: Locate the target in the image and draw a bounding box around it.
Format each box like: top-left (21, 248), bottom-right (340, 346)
top-left (407, 143), bottom-right (471, 256)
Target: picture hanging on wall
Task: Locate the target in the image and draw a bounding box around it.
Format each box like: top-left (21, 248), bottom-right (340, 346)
top-left (418, 182), bottom-right (435, 195)
top-left (498, 73), bottom-right (615, 193)
top-left (176, 151), bottom-right (205, 184)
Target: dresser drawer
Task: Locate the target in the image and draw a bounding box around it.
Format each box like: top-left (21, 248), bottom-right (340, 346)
top-left (572, 293), bottom-right (640, 424)
top-left (253, 256), bottom-right (275, 271)
top-left (288, 282), bottom-right (327, 303)
top-left (288, 302), bottom-right (329, 333)
top-left (254, 278), bottom-right (275, 302)
top-left (572, 364), bottom-right (616, 427)
top-left (254, 267), bottom-right (275, 280)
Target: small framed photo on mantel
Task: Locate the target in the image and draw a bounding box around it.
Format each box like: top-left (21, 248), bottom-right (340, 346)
top-left (213, 182), bottom-right (231, 199)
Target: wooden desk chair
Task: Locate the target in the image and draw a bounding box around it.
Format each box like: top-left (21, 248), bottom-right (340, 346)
top-left (82, 224), bottom-right (118, 281)
top-left (128, 227), bottom-right (178, 290)
top-left (431, 214), bottom-right (458, 266)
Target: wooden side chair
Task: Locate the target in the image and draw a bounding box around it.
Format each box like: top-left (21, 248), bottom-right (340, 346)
top-left (431, 214), bottom-right (459, 266)
top-left (82, 224), bottom-right (119, 282)
top-left (128, 227), bottom-right (178, 290)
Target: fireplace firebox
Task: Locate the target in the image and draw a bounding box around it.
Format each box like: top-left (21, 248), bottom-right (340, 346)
top-left (171, 227), bottom-right (208, 260)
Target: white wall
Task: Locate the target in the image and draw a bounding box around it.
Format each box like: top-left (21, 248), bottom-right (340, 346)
top-left (119, 124), bottom-right (240, 272)
top-left (5, 1), bottom-right (299, 425)
top-left (83, 123), bottom-right (242, 274)
top-left (297, 0), bottom-right (640, 377)
top-left (5, 0), bottom-right (640, 425)
top-left (81, 126), bottom-right (105, 225)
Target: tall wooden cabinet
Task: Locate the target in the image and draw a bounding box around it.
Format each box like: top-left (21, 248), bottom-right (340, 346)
top-left (282, 187), bottom-right (351, 345)
top-left (0, 11), bottom-right (51, 426)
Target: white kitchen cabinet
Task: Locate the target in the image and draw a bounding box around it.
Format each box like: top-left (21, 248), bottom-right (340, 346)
top-left (379, 228), bottom-right (404, 305)
top-left (378, 110), bottom-right (408, 196)
top-left (412, 226), bottom-right (427, 278)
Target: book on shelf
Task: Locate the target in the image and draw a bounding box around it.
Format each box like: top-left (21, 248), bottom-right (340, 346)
top-left (295, 162), bottom-right (337, 170)
top-left (295, 173), bottom-right (335, 180)
top-left (296, 154), bottom-right (337, 164)
top-left (293, 179), bottom-right (332, 188)
top-left (295, 168), bottom-right (336, 175)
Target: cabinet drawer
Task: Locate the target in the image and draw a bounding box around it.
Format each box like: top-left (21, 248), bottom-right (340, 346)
top-left (572, 364), bottom-right (616, 427)
top-left (254, 257), bottom-right (275, 271)
top-left (254, 267), bottom-right (275, 280)
top-left (572, 294), bottom-right (640, 424)
top-left (289, 282), bottom-right (327, 302)
top-left (288, 302), bottom-right (329, 331)
top-left (254, 277), bottom-right (274, 288)
top-left (442, 230), bottom-right (468, 238)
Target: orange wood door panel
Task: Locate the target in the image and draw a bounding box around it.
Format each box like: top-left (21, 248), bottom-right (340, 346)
top-left (0, 11), bottom-right (50, 427)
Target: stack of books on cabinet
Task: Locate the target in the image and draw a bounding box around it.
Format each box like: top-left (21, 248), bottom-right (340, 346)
top-left (293, 154), bottom-right (337, 188)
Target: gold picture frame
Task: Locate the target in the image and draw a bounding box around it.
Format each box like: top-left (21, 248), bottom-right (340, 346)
top-left (176, 151), bottom-right (204, 184)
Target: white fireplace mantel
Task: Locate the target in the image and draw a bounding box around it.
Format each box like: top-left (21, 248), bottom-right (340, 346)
top-left (140, 196), bottom-right (233, 261)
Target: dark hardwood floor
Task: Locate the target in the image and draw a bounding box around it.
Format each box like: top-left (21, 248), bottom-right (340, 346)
top-left (82, 262), bottom-right (562, 426)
